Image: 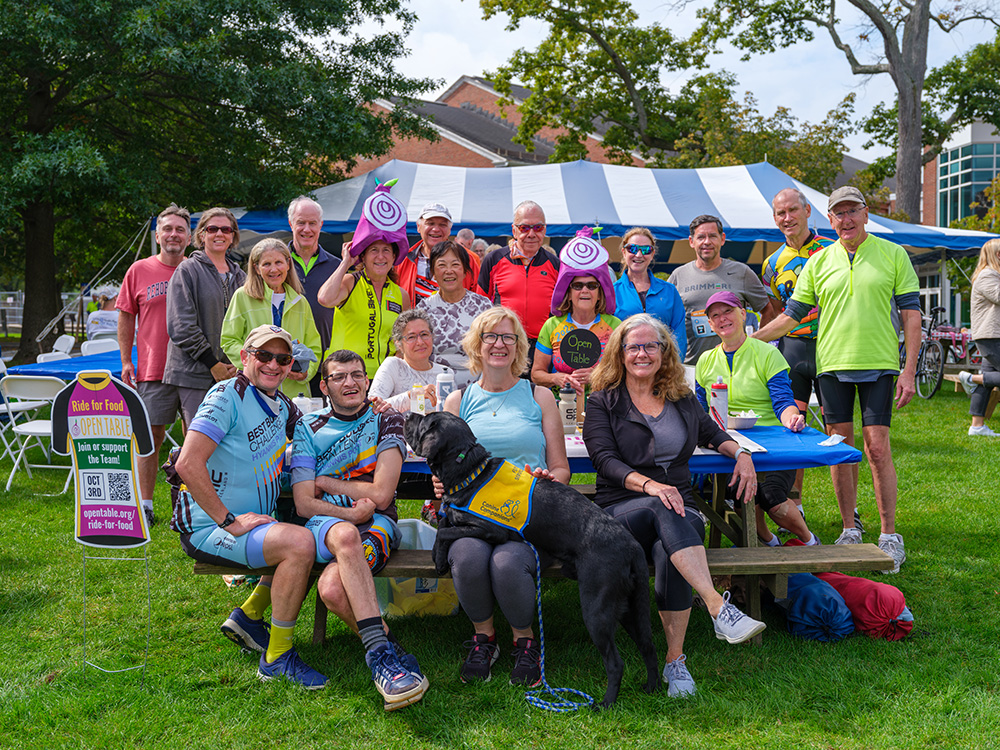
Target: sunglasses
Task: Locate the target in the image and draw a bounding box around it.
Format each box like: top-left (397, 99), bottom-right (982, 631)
top-left (247, 348), bottom-right (293, 366)
top-left (570, 281), bottom-right (600, 291)
top-left (515, 223), bottom-right (545, 233)
top-left (203, 225), bottom-right (234, 235)
top-left (624, 243), bottom-right (654, 256)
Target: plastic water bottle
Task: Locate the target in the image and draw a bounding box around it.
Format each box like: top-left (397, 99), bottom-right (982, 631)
top-left (435, 371), bottom-right (455, 412)
top-left (710, 377), bottom-right (729, 431)
top-left (559, 385), bottom-right (577, 434)
top-left (409, 384), bottom-right (426, 415)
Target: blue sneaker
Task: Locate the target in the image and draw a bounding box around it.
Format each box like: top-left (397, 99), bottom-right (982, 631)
top-left (221, 608), bottom-right (270, 654)
top-left (257, 649), bottom-right (328, 690)
top-left (366, 643), bottom-right (428, 710)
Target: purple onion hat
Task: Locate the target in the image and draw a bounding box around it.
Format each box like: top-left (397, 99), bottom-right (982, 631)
top-left (549, 226), bottom-right (616, 316)
top-left (349, 179), bottom-right (409, 265)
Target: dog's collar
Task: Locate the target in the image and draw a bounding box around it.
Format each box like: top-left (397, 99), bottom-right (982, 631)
top-left (446, 458), bottom-right (490, 495)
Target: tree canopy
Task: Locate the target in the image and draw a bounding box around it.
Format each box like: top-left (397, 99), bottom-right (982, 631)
top-left (0, 0), bottom-right (434, 362)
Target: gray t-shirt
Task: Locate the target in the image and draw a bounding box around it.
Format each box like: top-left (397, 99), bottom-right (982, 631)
top-left (668, 257), bottom-right (770, 365)
top-left (641, 400), bottom-right (686, 473)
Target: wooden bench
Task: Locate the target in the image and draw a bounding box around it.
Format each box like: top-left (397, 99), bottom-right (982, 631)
top-left (943, 372), bottom-right (999, 417)
top-left (194, 544), bottom-right (892, 645)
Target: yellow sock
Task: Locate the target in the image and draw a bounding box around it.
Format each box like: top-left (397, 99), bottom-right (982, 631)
top-left (239, 582), bottom-right (272, 621)
top-left (264, 620), bottom-right (296, 663)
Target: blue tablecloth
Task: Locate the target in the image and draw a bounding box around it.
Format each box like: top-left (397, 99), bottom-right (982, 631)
top-left (7, 349), bottom-right (137, 380)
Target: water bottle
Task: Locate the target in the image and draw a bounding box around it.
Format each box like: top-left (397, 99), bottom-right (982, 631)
top-left (435, 371), bottom-right (455, 412)
top-left (710, 377), bottom-right (729, 431)
top-left (292, 395), bottom-right (310, 415)
top-left (409, 384), bottom-right (426, 414)
top-left (559, 384), bottom-right (577, 435)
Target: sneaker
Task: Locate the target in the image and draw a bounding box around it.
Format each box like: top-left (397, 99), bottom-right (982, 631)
top-left (969, 424), bottom-right (1000, 436)
top-left (877, 534), bottom-right (906, 574)
top-left (663, 654), bottom-right (696, 698)
top-left (853, 508), bottom-right (865, 534)
top-left (460, 633), bottom-right (500, 683)
top-left (712, 591), bottom-right (766, 644)
top-left (257, 648), bottom-right (328, 690)
top-left (366, 643), bottom-right (428, 710)
top-left (509, 637), bottom-right (542, 687)
top-left (221, 607), bottom-right (270, 654)
top-left (144, 506), bottom-right (156, 528)
top-left (834, 528), bottom-right (862, 545)
top-left (959, 370), bottom-right (976, 395)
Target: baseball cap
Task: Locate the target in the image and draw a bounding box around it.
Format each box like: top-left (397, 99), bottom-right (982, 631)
top-left (827, 186), bottom-right (867, 211)
top-left (705, 290), bottom-right (744, 314)
top-left (244, 324), bottom-right (293, 351)
top-left (419, 202), bottom-right (452, 221)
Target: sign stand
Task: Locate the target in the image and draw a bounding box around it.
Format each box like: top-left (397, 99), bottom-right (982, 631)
top-left (51, 370), bottom-right (155, 680)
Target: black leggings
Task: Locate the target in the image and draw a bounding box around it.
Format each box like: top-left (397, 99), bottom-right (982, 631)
top-left (606, 495), bottom-right (705, 611)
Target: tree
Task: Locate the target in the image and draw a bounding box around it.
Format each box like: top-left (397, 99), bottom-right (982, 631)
top-left (481, 0), bottom-right (703, 165)
top-left (0, 0), bottom-right (434, 363)
top-left (694, 0), bottom-right (999, 222)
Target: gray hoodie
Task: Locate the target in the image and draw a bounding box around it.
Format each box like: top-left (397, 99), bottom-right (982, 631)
top-left (162, 250), bottom-right (246, 390)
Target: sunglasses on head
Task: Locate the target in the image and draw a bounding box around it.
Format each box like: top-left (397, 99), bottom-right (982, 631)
top-left (624, 243), bottom-right (654, 255)
top-left (515, 223), bottom-right (545, 233)
top-left (570, 281), bottom-right (600, 291)
top-left (247, 348), bottom-right (293, 366)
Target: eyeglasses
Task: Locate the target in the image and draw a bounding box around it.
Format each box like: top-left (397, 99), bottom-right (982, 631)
top-left (203, 225), bottom-right (234, 235)
top-left (831, 206), bottom-right (865, 221)
top-left (402, 331), bottom-right (433, 343)
top-left (515, 223), bottom-right (545, 234)
top-left (624, 243), bottom-right (654, 256)
top-left (480, 332), bottom-right (518, 345)
top-left (623, 341), bottom-right (664, 355)
top-left (324, 370), bottom-right (366, 384)
top-left (570, 281), bottom-right (600, 291)
top-left (247, 348), bottom-right (293, 366)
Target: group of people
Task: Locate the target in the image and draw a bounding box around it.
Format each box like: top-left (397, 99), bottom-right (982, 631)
top-left (112, 180), bottom-right (928, 708)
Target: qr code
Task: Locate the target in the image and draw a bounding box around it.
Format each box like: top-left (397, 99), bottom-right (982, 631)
top-left (108, 472), bottom-right (132, 503)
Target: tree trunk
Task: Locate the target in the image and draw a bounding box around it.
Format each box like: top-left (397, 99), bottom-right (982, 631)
top-left (14, 200), bottom-right (61, 364)
top-left (892, 0), bottom-right (931, 223)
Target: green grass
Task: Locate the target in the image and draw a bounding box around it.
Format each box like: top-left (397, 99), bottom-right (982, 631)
top-left (3, 388), bottom-right (999, 749)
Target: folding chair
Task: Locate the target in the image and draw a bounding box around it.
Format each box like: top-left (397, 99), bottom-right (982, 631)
top-left (0, 361), bottom-right (49, 463)
top-left (1, 375), bottom-right (73, 494)
top-left (81, 339), bottom-right (119, 356)
top-left (37, 351), bottom-right (72, 363)
top-left (53, 334), bottom-right (76, 354)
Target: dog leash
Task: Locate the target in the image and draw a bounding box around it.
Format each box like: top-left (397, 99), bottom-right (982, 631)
top-left (523, 541), bottom-right (595, 713)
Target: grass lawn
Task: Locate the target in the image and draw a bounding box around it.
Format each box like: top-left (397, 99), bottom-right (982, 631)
top-left (2, 387), bottom-right (999, 749)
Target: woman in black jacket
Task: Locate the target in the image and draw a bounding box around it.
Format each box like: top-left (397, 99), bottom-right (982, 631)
top-left (583, 313), bottom-right (764, 698)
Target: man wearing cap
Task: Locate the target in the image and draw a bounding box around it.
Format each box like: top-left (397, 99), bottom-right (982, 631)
top-left (397, 203), bottom-right (480, 304)
top-left (171, 325), bottom-right (327, 689)
top-left (289, 349), bottom-right (428, 710)
top-left (668, 214), bottom-right (771, 365)
top-left (755, 186), bottom-right (920, 573)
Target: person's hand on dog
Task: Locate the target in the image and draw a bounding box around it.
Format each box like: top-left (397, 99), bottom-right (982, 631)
top-left (524, 464), bottom-right (558, 482)
top-left (432, 474), bottom-right (445, 499)
top-left (728, 453), bottom-right (757, 502)
top-left (644, 480), bottom-right (685, 516)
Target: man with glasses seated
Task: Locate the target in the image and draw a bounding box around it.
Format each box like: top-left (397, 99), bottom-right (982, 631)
top-left (171, 325), bottom-right (326, 689)
top-left (289, 349), bottom-right (428, 711)
top-left (477, 200), bottom-right (560, 372)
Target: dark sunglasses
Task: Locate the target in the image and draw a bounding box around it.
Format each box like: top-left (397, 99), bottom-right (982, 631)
top-left (515, 223), bottom-right (545, 233)
top-left (624, 243), bottom-right (654, 256)
top-left (203, 225), bottom-right (234, 235)
top-left (247, 348), bottom-right (293, 366)
top-left (570, 281), bottom-right (600, 291)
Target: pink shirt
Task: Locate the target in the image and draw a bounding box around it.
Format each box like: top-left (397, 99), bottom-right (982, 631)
top-left (116, 255), bottom-right (181, 381)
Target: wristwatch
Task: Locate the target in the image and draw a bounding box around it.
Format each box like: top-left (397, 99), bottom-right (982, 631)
top-left (218, 512), bottom-right (236, 530)
top-left (733, 447), bottom-right (750, 461)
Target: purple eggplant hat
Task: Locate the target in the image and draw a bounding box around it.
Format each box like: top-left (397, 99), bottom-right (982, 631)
top-left (349, 178), bottom-right (409, 265)
top-left (549, 226), bottom-right (616, 316)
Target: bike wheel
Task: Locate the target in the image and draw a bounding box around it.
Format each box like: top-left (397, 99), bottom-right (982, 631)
top-left (915, 339), bottom-right (945, 399)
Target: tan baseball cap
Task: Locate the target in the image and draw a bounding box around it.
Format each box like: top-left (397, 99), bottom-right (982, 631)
top-left (244, 324), bottom-right (292, 351)
top-left (827, 186), bottom-right (867, 212)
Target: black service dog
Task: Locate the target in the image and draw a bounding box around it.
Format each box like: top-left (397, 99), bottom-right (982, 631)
top-left (404, 411), bottom-right (659, 708)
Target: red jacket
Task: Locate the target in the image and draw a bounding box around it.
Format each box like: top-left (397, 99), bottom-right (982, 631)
top-left (476, 246), bottom-right (559, 340)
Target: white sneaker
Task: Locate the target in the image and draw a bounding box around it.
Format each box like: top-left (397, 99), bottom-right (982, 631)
top-left (968, 424), bottom-right (1000, 437)
top-left (877, 534), bottom-right (906, 574)
top-left (712, 591), bottom-right (766, 644)
top-left (958, 371), bottom-right (976, 395)
top-left (834, 528), bottom-right (862, 545)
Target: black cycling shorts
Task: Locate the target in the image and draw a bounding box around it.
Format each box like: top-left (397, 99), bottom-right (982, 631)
top-left (817, 373), bottom-right (894, 427)
top-left (777, 336), bottom-right (818, 405)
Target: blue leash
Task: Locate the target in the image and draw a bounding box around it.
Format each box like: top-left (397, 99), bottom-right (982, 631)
top-left (523, 541), bottom-right (595, 712)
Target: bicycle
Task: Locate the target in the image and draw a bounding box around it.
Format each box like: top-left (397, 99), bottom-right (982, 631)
top-left (899, 306), bottom-right (945, 399)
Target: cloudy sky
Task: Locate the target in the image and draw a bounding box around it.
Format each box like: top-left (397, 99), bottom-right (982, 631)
top-left (378, 0), bottom-right (997, 161)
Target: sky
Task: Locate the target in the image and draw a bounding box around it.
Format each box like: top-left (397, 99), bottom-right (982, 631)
top-left (376, 0), bottom-right (998, 162)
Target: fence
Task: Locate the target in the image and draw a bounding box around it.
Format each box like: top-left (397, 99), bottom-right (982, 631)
top-left (0, 291), bottom-right (89, 339)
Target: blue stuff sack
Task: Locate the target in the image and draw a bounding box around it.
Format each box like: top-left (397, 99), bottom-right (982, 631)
top-left (779, 573), bottom-right (855, 642)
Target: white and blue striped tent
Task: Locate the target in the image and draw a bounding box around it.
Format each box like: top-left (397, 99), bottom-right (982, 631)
top-left (235, 159), bottom-right (996, 266)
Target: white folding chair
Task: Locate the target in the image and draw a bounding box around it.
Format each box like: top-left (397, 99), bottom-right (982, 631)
top-left (1, 375), bottom-right (73, 494)
top-left (53, 334), bottom-right (75, 354)
top-left (0, 361), bottom-right (49, 463)
top-left (80, 339), bottom-right (119, 356)
top-left (89, 330), bottom-right (119, 342)
top-left (37, 352), bottom-right (72, 363)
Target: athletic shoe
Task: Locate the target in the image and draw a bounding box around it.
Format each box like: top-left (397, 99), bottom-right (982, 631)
top-left (663, 654), bottom-right (696, 698)
top-left (460, 633), bottom-right (500, 683)
top-left (509, 637), bottom-right (542, 687)
top-left (366, 643), bottom-right (428, 710)
top-left (969, 424), bottom-right (1000, 436)
top-left (144, 507), bottom-right (156, 528)
top-left (221, 607), bottom-right (270, 654)
top-left (712, 591), bottom-right (766, 644)
top-left (834, 528), bottom-right (863, 545)
top-left (853, 508), bottom-right (865, 534)
top-left (877, 534), bottom-right (906, 574)
top-left (959, 370), bottom-right (976, 395)
top-left (257, 648), bottom-right (328, 690)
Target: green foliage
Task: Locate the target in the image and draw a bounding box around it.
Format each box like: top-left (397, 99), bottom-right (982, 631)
top-left (953, 173), bottom-right (1000, 234)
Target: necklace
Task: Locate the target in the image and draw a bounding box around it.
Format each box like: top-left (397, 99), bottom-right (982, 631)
top-left (482, 380), bottom-right (517, 417)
